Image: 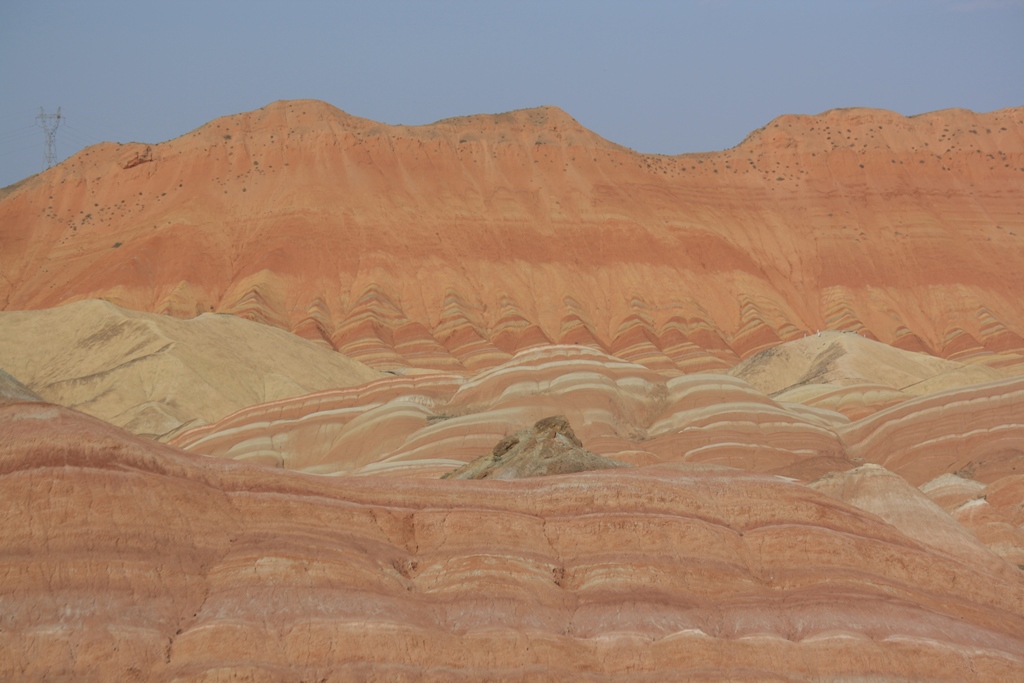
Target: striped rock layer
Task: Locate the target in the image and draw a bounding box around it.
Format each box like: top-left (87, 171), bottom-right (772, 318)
top-left (2, 101), bottom-right (1024, 372)
top-left (4, 100), bottom-right (1024, 681)
top-left (3, 401), bottom-right (1023, 682)
top-left (169, 345), bottom-right (1024, 488)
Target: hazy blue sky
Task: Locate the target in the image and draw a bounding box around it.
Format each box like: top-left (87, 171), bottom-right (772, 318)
top-left (1, 0), bottom-right (1021, 187)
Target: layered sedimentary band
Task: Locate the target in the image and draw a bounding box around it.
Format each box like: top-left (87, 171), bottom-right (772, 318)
top-left (2, 102), bottom-right (1023, 371)
top-left (3, 402), bottom-right (1023, 681)
top-left (169, 345), bottom-right (1024, 490)
top-left (4, 99), bottom-right (1024, 681)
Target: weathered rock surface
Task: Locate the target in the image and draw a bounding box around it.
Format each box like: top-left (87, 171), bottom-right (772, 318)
top-left (4, 99), bottom-right (1024, 681)
top-left (169, 345), bottom-right (1024, 490)
top-left (922, 473), bottom-right (1024, 568)
top-left (0, 369), bottom-right (42, 403)
top-left (0, 299), bottom-right (381, 439)
top-left (442, 415), bottom-right (629, 479)
top-left (2, 101), bottom-right (1023, 371)
top-left (810, 464), bottom-right (1016, 577)
top-left (171, 345), bottom-right (854, 478)
top-left (840, 375), bottom-right (1024, 485)
top-left (3, 401), bottom-right (1023, 681)
top-left (731, 330), bottom-right (1008, 419)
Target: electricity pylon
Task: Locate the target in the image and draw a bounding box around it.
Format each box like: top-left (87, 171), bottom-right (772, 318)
top-left (36, 107), bottom-right (64, 169)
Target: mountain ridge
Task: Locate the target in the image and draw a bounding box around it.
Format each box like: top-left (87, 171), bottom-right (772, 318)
top-left (2, 99), bottom-right (1022, 372)
top-left (4, 99), bottom-right (1024, 681)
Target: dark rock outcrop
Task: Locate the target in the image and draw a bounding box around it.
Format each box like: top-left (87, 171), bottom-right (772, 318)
top-left (443, 415), bottom-right (630, 479)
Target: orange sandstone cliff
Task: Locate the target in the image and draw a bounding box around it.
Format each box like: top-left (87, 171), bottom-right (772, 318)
top-left (2, 100), bottom-right (1022, 372)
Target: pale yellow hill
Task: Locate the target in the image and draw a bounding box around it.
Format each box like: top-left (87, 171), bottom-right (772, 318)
top-left (0, 300), bottom-right (382, 439)
top-left (731, 331), bottom-right (1004, 397)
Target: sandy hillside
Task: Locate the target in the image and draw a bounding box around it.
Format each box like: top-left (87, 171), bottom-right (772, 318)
top-left (0, 299), bottom-right (381, 438)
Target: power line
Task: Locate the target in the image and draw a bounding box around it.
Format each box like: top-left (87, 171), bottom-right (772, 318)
top-left (0, 125), bottom-right (38, 141)
top-left (36, 107), bottom-right (64, 170)
top-left (62, 124), bottom-right (103, 146)
top-left (0, 142), bottom-right (43, 158)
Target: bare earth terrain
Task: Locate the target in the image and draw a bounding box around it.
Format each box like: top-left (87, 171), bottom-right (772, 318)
top-left (2, 101), bottom-right (1023, 681)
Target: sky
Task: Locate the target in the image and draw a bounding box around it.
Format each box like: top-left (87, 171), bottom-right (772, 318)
top-left (1, 0), bottom-right (1022, 188)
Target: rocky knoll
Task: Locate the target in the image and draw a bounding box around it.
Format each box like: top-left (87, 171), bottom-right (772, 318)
top-left (1, 101), bottom-right (1022, 370)
top-left (442, 415), bottom-right (629, 479)
top-left (3, 400), bottom-right (1023, 681)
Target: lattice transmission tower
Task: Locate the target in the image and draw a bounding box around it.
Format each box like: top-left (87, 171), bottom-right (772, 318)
top-left (36, 107), bottom-right (64, 169)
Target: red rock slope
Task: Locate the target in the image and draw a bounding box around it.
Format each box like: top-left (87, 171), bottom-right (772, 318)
top-left (3, 401), bottom-right (1023, 681)
top-left (2, 101), bottom-right (1022, 371)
